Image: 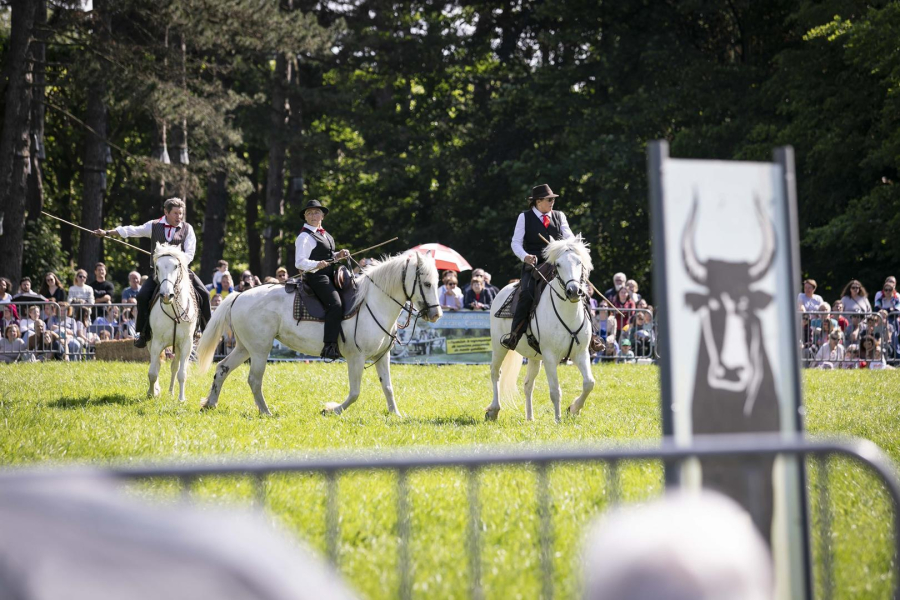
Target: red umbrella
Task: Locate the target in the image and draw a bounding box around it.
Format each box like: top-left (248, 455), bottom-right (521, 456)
top-left (407, 243), bottom-right (473, 272)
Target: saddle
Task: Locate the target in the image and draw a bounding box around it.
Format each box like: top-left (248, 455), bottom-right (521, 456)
top-left (286, 265), bottom-right (360, 323)
top-left (493, 262), bottom-right (557, 319)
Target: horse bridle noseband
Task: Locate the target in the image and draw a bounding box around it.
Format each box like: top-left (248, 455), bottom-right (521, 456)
top-left (532, 253), bottom-right (591, 361)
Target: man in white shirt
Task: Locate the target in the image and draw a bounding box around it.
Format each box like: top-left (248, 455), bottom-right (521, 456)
top-left (502, 183), bottom-right (574, 350)
top-left (294, 199), bottom-right (350, 360)
top-left (93, 197), bottom-right (211, 347)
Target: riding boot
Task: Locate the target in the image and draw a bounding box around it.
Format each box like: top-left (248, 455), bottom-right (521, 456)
top-left (320, 342), bottom-right (342, 361)
top-left (503, 264), bottom-right (537, 351)
top-left (189, 270), bottom-right (211, 332)
top-left (133, 278), bottom-right (157, 348)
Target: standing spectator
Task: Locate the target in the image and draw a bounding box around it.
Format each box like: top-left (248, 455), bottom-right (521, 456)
top-left (11, 277), bottom-right (45, 303)
top-left (89, 262), bottom-right (115, 307)
top-left (840, 279), bottom-right (872, 313)
top-left (211, 272), bottom-right (235, 300)
top-left (611, 285), bottom-right (635, 334)
top-left (461, 268), bottom-right (486, 295)
top-left (604, 272), bottom-right (626, 301)
top-left (625, 279), bottom-right (641, 303)
top-left (814, 329), bottom-right (845, 368)
top-left (67, 270), bottom-right (95, 305)
top-left (276, 266), bottom-right (289, 283)
top-left (439, 272), bottom-right (464, 311)
top-left (39, 272), bottom-right (66, 303)
top-left (239, 270), bottom-right (259, 292)
top-left (212, 260), bottom-right (229, 289)
top-left (0, 323), bottom-right (27, 363)
top-left (121, 271), bottom-right (142, 303)
top-left (464, 275), bottom-right (495, 310)
top-left (797, 278), bottom-right (823, 312)
top-left (0, 277), bottom-right (12, 303)
top-left (873, 276), bottom-right (898, 307)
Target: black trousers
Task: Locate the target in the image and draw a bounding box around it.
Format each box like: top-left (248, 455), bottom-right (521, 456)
top-left (305, 267), bottom-right (342, 344)
top-left (135, 270), bottom-right (211, 335)
top-left (510, 262), bottom-right (538, 336)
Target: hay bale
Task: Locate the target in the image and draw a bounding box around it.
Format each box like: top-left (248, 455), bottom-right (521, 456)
top-left (94, 339), bottom-right (152, 362)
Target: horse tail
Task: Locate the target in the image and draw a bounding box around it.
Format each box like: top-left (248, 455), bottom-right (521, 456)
top-left (498, 348), bottom-right (523, 403)
top-left (196, 293), bottom-right (238, 374)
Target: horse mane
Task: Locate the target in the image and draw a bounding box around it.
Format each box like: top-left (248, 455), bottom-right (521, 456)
top-left (351, 252), bottom-right (436, 313)
top-left (153, 243), bottom-right (189, 270)
top-left (543, 234), bottom-right (593, 272)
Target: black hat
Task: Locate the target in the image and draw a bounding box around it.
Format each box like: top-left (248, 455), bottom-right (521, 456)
top-left (529, 184), bottom-right (559, 200)
top-left (302, 199), bottom-right (329, 215)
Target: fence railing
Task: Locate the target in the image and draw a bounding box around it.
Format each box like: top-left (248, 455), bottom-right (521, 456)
top-left (6, 435), bottom-right (895, 600)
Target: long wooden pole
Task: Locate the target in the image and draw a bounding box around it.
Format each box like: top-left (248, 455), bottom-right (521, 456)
top-left (537, 232), bottom-right (624, 317)
top-left (349, 237), bottom-right (398, 258)
top-left (41, 211), bottom-right (152, 255)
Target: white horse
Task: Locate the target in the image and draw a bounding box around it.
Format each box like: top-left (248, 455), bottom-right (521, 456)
top-left (486, 235), bottom-right (596, 422)
top-left (195, 252), bottom-right (442, 416)
top-left (148, 243), bottom-right (199, 403)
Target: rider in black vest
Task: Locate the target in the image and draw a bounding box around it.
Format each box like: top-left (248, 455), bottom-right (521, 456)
top-left (93, 197), bottom-right (212, 348)
top-left (295, 199), bottom-right (351, 360)
top-left (501, 184), bottom-right (575, 351)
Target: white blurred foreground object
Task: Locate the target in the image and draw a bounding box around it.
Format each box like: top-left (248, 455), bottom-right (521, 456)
top-left (0, 474), bottom-right (358, 600)
top-left (583, 491), bottom-right (773, 600)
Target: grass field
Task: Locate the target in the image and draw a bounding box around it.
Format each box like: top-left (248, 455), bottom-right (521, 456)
top-left (1, 361), bottom-right (898, 598)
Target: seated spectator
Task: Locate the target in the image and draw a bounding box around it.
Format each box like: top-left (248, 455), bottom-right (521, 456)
top-left (94, 305), bottom-right (120, 330)
top-left (439, 272), bottom-right (464, 311)
top-left (626, 279), bottom-right (641, 303)
top-left (858, 313), bottom-right (882, 342)
top-left (635, 297), bottom-right (648, 310)
top-left (464, 275), bottom-right (495, 310)
top-left (870, 337), bottom-right (893, 369)
top-left (18, 305), bottom-right (41, 343)
top-left (628, 310), bottom-right (655, 357)
top-left (604, 272), bottom-right (626, 300)
top-left (831, 299), bottom-right (850, 331)
top-left (121, 271), bottom-right (142, 303)
top-left (873, 276), bottom-right (898, 308)
top-left (814, 329), bottom-right (845, 368)
top-left (593, 301), bottom-right (617, 343)
top-left (263, 276), bottom-right (278, 284)
top-left (212, 259), bottom-right (229, 288)
top-left (275, 266), bottom-right (289, 283)
top-left (39, 272), bottom-right (66, 303)
top-left (238, 270), bottom-right (260, 292)
top-left (814, 317), bottom-right (839, 348)
top-left (583, 491), bottom-right (773, 600)
top-left (618, 338), bottom-right (635, 363)
top-left (843, 343), bottom-right (860, 369)
top-left (211, 272), bottom-right (235, 300)
top-left (27, 319), bottom-right (64, 361)
top-left (797, 278), bottom-right (823, 312)
top-left (611, 285), bottom-right (635, 333)
top-left (353, 257), bottom-right (372, 276)
top-left (461, 268), bottom-right (486, 295)
top-left (844, 312), bottom-right (863, 346)
top-left (482, 271), bottom-right (500, 295)
top-left (0, 304), bottom-right (19, 337)
top-left (0, 277), bottom-right (12, 303)
top-left (88, 262), bottom-right (115, 306)
top-left (841, 279), bottom-right (872, 313)
top-left (595, 335), bottom-right (619, 363)
top-left (11, 277), bottom-right (46, 304)
top-left (49, 302), bottom-right (82, 357)
top-left (0, 323), bottom-right (27, 363)
top-left (860, 335), bottom-right (878, 367)
top-left (119, 306), bottom-right (137, 340)
top-left (210, 294), bottom-right (223, 309)
top-left (67, 270), bottom-right (95, 305)
top-left (72, 302), bottom-right (99, 352)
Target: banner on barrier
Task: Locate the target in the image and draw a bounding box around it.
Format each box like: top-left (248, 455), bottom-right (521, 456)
top-left (391, 310), bottom-right (491, 364)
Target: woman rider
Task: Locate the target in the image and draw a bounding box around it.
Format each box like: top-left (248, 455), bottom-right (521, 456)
top-left (295, 199), bottom-right (351, 360)
top-left (502, 184), bottom-right (574, 350)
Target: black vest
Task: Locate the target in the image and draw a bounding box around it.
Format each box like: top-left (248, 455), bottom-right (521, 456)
top-left (151, 221), bottom-right (193, 258)
top-left (523, 209), bottom-right (562, 262)
top-left (301, 228), bottom-right (336, 262)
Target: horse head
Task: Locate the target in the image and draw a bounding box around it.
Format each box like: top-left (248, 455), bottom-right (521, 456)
top-left (543, 234), bottom-right (593, 303)
top-left (410, 251), bottom-right (443, 322)
top-left (153, 243), bottom-right (187, 305)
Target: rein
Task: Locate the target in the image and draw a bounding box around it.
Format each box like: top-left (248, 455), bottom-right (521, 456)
top-left (155, 256), bottom-right (196, 349)
top-left (532, 255), bottom-right (590, 361)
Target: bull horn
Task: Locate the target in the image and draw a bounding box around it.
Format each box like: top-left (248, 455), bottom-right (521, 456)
top-left (748, 195), bottom-right (776, 282)
top-left (681, 193), bottom-right (708, 285)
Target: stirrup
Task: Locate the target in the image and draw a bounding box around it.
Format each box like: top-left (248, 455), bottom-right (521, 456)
top-left (133, 335), bottom-right (148, 349)
top-left (500, 333), bottom-right (520, 351)
top-left (320, 343), bottom-right (342, 361)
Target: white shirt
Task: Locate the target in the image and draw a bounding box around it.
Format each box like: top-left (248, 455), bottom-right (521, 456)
top-left (295, 224), bottom-right (335, 272)
top-left (511, 207), bottom-right (574, 262)
top-left (67, 284), bottom-right (95, 304)
top-left (797, 293), bottom-right (823, 313)
top-left (114, 217), bottom-right (196, 263)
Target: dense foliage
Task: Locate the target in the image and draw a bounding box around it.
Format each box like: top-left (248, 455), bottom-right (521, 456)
top-left (1, 0), bottom-right (899, 301)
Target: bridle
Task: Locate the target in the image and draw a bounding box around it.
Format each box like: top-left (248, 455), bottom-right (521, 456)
top-left (154, 254), bottom-right (196, 348)
top-left (532, 250), bottom-right (591, 361)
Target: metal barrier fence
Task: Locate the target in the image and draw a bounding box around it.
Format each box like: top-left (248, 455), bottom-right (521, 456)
top-left (591, 307), bottom-right (656, 363)
top-left (800, 310), bottom-right (899, 369)
top-left (7, 435), bottom-right (890, 600)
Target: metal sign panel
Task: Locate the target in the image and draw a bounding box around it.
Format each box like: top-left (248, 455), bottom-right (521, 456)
top-left (649, 142), bottom-right (810, 599)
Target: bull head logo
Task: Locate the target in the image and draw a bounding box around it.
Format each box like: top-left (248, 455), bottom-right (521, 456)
top-left (682, 193), bottom-right (776, 414)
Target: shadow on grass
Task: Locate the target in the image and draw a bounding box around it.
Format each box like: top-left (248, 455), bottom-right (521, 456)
top-left (398, 415), bottom-right (480, 427)
top-left (47, 394), bottom-right (140, 409)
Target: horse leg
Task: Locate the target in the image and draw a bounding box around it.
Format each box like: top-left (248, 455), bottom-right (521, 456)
top-left (541, 351), bottom-right (563, 423)
top-left (246, 354), bottom-right (272, 416)
top-left (201, 342), bottom-right (249, 410)
top-left (523, 358), bottom-right (543, 421)
top-left (322, 355), bottom-right (365, 416)
top-left (174, 335), bottom-right (192, 403)
top-left (168, 342), bottom-right (179, 395)
top-left (374, 351), bottom-right (402, 417)
top-left (567, 350), bottom-right (595, 415)
top-left (485, 347), bottom-right (506, 421)
top-left (147, 339), bottom-right (163, 398)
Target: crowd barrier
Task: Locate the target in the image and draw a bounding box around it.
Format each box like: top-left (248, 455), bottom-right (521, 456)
top-left (3, 435), bottom-right (896, 599)
top-left (799, 310), bottom-right (899, 369)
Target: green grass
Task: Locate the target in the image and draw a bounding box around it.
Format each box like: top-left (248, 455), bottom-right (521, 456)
top-left (1, 362), bottom-right (898, 598)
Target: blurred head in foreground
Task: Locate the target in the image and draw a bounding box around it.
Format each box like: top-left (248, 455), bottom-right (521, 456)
top-left (583, 491), bottom-right (773, 600)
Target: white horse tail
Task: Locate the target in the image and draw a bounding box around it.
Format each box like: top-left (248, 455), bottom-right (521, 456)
top-left (498, 348), bottom-right (524, 403)
top-left (196, 293), bottom-right (238, 374)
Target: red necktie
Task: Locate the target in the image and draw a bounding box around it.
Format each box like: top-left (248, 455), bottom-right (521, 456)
top-left (542, 214), bottom-right (550, 228)
top-left (317, 228), bottom-right (326, 235)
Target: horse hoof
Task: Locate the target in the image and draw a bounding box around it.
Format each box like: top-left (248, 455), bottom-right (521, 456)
top-left (484, 409), bottom-right (499, 422)
top-left (322, 402), bottom-right (342, 416)
top-left (200, 399), bottom-right (215, 411)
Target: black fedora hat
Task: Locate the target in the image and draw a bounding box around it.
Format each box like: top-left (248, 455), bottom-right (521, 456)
top-left (529, 184), bottom-right (559, 200)
top-left (302, 199), bottom-right (329, 215)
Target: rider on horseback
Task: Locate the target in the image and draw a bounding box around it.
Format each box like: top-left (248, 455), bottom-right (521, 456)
top-left (93, 197), bottom-right (212, 348)
top-left (294, 199), bottom-right (351, 361)
top-left (501, 184), bottom-right (574, 351)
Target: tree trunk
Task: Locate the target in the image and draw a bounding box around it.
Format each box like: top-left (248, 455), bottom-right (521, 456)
top-left (285, 57), bottom-right (305, 274)
top-left (200, 168), bottom-right (227, 284)
top-left (262, 53), bottom-right (290, 277)
top-left (26, 0), bottom-right (47, 222)
top-left (0, 0), bottom-right (37, 283)
top-left (246, 149), bottom-right (264, 277)
top-left (78, 4), bottom-right (110, 271)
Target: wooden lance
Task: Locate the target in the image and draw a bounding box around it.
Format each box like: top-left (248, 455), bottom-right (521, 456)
top-left (41, 211), bottom-right (152, 256)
